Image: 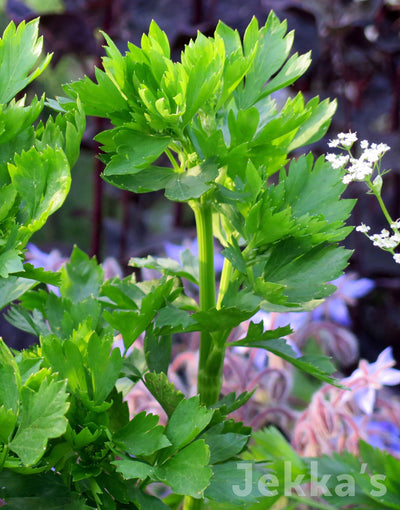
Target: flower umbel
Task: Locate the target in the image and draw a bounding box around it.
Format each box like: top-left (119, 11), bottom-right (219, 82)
top-left (326, 133), bottom-right (400, 261)
top-left (325, 131), bottom-right (390, 185)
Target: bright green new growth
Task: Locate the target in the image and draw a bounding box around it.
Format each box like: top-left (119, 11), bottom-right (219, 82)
top-left (0, 18), bottom-right (85, 294)
top-left (66, 10), bottom-right (353, 411)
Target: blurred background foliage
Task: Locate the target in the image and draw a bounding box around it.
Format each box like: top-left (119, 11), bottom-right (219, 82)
top-left (1, 0), bottom-right (400, 360)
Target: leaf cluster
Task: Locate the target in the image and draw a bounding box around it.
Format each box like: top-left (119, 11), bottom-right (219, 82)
top-left (65, 12), bottom-right (335, 202)
top-left (0, 18), bottom-right (85, 295)
top-left (1, 247), bottom-right (256, 508)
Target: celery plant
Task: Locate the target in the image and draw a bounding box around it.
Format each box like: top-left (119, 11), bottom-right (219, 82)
top-left (0, 13), bottom-right (362, 510)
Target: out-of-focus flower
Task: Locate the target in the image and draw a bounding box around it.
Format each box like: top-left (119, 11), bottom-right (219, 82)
top-left (312, 273), bottom-right (375, 326)
top-left (25, 243), bottom-right (68, 272)
top-left (102, 256), bottom-right (123, 280)
top-left (274, 273), bottom-right (374, 330)
top-left (293, 348), bottom-right (400, 458)
top-left (342, 346), bottom-right (400, 414)
top-left (25, 244), bottom-right (123, 294)
top-left (164, 238), bottom-right (225, 272)
top-left (361, 419), bottom-right (400, 454)
top-left (25, 243), bottom-right (69, 295)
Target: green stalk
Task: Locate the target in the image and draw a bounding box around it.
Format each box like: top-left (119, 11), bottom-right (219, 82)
top-left (216, 257), bottom-right (233, 310)
top-left (191, 197), bottom-right (221, 406)
top-left (373, 188), bottom-right (394, 226)
top-left (183, 198), bottom-right (218, 510)
top-left (182, 497), bottom-right (204, 510)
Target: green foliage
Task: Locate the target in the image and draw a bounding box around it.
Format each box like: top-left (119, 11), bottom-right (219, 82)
top-left (0, 18), bottom-right (85, 303)
top-left (65, 13), bottom-right (335, 201)
top-left (0, 12), bottom-right (364, 510)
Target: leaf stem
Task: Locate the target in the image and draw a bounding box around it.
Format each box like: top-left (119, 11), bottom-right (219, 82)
top-left (216, 257), bottom-right (233, 310)
top-left (165, 147), bottom-right (181, 172)
top-left (371, 186), bottom-right (394, 226)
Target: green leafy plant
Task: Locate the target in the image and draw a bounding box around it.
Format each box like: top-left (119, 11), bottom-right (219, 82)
top-left (0, 13), bottom-right (363, 510)
top-left (0, 18), bottom-right (85, 307)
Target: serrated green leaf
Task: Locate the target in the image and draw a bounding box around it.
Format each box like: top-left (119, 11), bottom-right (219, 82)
top-left (155, 305), bottom-right (195, 332)
top-left (0, 339), bottom-right (20, 414)
top-left (154, 439), bottom-right (211, 498)
top-left (166, 396), bottom-right (214, 450)
top-left (230, 321), bottom-right (342, 386)
top-left (238, 13), bottom-right (295, 108)
top-left (0, 275), bottom-right (36, 310)
top-left (192, 306), bottom-right (256, 332)
top-left (5, 305), bottom-right (49, 337)
top-left (41, 335), bottom-right (88, 396)
top-left (164, 160), bottom-right (218, 202)
top-left (0, 405), bottom-right (17, 443)
top-left (144, 328), bottom-right (172, 374)
top-left (102, 130), bottom-right (171, 176)
top-left (289, 97), bottom-right (337, 151)
top-left (210, 391), bottom-right (254, 421)
top-left (0, 248), bottom-right (23, 277)
top-left (8, 146), bottom-right (70, 242)
top-left (0, 95), bottom-right (44, 144)
top-left (114, 411), bottom-right (170, 456)
top-left (144, 371), bottom-right (185, 418)
top-left (87, 332), bottom-right (123, 403)
top-left (130, 252), bottom-right (199, 286)
top-left (112, 458), bottom-right (153, 480)
top-left (14, 264), bottom-right (61, 286)
top-left (9, 376), bottom-right (69, 466)
top-left (60, 246), bottom-right (104, 302)
top-left (38, 99), bottom-right (86, 168)
top-left (205, 460), bottom-right (269, 505)
top-left (0, 19), bottom-right (52, 103)
top-left (103, 165), bottom-right (175, 193)
top-left (64, 67), bottom-right (129, 120)
top-left (261, 51), bottom-right (311, 98)
top-left (201, 423), bottom-right (249, 464)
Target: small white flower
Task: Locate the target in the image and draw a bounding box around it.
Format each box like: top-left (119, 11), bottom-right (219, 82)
top-left (390, 219), bottom-right (400, 230)
top-left (356, 224), bottom-right (371, 233)
top-left (337, 131), bottom-right (358, 148)
top-left (326, 153), bottom-right (349, 169)
top-left (394, 254), bottom-right (400, 264)
top-left (360, 140), bottom-right (369, 149)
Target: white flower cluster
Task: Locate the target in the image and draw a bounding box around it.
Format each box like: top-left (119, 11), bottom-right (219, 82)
top-left (328, 132), bottom-right (358, 148)
top-left (325, 153), bottom-right (349, 169)
top-left (326, 132), bottom-right (390, 185)
top-left (370, 229), bottom-right (400, 249)
top-left (356, 224), bottom-right (400, 263)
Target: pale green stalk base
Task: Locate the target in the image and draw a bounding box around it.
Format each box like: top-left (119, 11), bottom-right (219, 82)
top-left (182, 496), bottom-right (205, 510)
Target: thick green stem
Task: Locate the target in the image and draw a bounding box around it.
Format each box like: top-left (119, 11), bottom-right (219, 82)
top-left (192, 198), bottom-right (216, 382)
top-left (182, 497), bottom-right (204, 510)
top-left (185, 198), bottom-right (218, 510)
